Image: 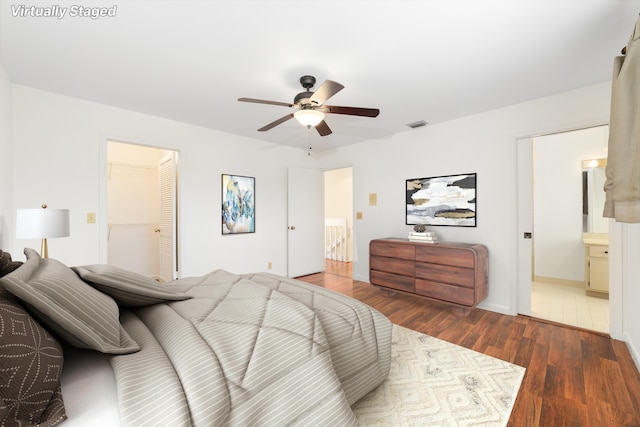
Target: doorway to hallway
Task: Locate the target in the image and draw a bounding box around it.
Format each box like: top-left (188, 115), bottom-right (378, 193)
top-left (324, 166), bottom-right (354, 279)
top-left (325, 259), bottom-right (353, 278)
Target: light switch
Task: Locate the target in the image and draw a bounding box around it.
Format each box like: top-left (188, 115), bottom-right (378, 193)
top-left (87, 212), bottom-right (96, 224)
top-left (369, 193), bottom-right (377, 206)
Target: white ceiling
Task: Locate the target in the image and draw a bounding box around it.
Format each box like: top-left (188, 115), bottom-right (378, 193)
top-left (1, 1), bottom-right (638, 152)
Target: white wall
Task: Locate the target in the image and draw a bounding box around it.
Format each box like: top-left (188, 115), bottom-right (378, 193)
top-left (7, 78), bottom-right (640, 370)
top-left (9, 84), bottom-right (316, 275)
top-left (533, 126), bottom-right (608, 282)
top-left (316, 83), bottom-right (613, 315)
top-left (622, 223), bottom-right (640, 368)
top-left (0, 65), bottom-right (13, 251)
top-left (315, 81), bottom-right (640, 367)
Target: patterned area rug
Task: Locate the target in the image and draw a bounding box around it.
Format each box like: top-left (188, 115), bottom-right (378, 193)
top-left (353, 325), bottom-right (525, 426)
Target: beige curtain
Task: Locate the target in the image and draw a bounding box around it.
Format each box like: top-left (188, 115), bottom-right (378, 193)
top-left (603, 16), bottom-right (640, 223)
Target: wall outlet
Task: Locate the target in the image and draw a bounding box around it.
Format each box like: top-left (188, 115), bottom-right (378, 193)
top-left (268, 262), bottom-right (272, 270)
top-left (87, 212), bottom-right (96, 224)
top-left (369, 193), bottom-right (377, 206)
top-left (356, 212), bottom-right (363, 220)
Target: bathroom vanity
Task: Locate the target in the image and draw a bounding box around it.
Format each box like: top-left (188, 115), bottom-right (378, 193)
top-left (583, 233), bottom-right (609, 298)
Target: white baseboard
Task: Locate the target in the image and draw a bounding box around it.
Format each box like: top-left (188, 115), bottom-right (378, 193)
top-left (623, 332), bottom-right (640, 373)
top-left (354, 274), bottom-right (368, 283)
top-left (534, 275), bottom-right (584, 288)
top-left (477, 301), bottom-right (512, 315)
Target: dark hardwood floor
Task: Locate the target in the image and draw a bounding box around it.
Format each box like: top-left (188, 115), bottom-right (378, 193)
top-left (296, 260), bottom-right (640, 427)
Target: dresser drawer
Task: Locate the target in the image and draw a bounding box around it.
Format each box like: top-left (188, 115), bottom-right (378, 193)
top-left (416, 245), bottom-right (475, 268)
top-left (370, 270), bottom-right (415, 293)
top-left (415, 262), bottom-right (474, 288)
top-left (371, 240), bottom-right (415, 259)
top-left (588, 245), bottom-right (609, 258)
top-left (371, 255), bottom-right (415, 276)
top-left (416, 279), bottom-right (475, 307)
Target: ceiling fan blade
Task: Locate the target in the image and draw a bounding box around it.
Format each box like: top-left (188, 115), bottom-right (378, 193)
top-left (238, 97), bottom-right (293, 107)
top-left (325, 105), bottom-right (380, 117)
top-left (257, 113), bottom-right (294, 131)
top-left (309, 80), bottom-right (344, 104)
top-left (315, 120), bottom-right (332, 136)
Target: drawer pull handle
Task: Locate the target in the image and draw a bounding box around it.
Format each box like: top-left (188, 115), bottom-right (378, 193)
top-left (604, 251), bottom-right (609, 254)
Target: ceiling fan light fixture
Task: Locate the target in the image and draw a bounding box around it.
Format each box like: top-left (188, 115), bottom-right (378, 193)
top-left (294, 109), bottom-right (325, 127)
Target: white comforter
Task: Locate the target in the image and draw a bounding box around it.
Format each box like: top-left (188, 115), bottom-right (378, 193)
top-left (105, 270), bottom-right (392, 426)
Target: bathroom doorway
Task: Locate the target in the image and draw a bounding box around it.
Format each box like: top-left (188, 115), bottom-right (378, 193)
top-left (519, 126), bottom-right (610, 333)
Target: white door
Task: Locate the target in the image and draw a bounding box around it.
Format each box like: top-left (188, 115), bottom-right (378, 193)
top-left (516, 137), bottom-right (533, 315)
top-left (287, 166), bottom-right (325, 277)
top-left (159, 153), bottom-right (178, 282)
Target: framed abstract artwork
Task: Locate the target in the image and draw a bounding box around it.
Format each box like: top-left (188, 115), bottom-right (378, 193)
top-left (406, 173), bottom-right (477, 227)
top-left (222, 174), bottom-right (255, 234)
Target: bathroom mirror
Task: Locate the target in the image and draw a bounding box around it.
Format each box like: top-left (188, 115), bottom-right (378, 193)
top-left (582, 158), bottom-right (608, 233)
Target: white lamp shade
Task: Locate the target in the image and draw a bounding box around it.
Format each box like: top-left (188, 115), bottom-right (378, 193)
top-left (16, 208), bottom-right (70, 239)
top-left (294, 109), bottom-right (325, 127)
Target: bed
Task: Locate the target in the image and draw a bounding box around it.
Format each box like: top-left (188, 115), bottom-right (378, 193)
top-left (0, 248), bottom-right (392, 426)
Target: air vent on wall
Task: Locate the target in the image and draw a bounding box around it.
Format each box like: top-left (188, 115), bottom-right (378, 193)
top-left (406, 120), bottom-right (428, 129)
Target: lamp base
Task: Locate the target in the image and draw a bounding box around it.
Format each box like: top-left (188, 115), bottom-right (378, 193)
top-left (41, 238), bottom-right (49, 258)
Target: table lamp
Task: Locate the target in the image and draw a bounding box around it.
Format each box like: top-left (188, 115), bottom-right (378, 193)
top-left (16, 204), bottom-right (70, 258)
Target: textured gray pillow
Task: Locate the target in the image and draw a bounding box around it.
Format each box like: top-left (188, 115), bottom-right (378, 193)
top-left (0, 288), bottom-right (67, 426)
top-left (0, 248), bottom-right (140, 354)
top-left (72, 264), bottom-right (192, 307)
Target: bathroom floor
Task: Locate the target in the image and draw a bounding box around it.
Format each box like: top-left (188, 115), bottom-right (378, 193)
top-left (531, 281), bottom-right (609, 333)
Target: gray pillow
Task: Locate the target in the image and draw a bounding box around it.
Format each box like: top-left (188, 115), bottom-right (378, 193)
top-left (0, 248), bottom-right (140, 355)
top-left (0, 288), bottom-right (67, 426)
top-left (72, 264), bottom-right (192, 307)
top-left (0, 250), bottom-right (22, 277)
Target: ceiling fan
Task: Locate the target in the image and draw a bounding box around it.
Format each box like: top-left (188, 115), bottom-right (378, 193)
top-left (238, 75), bottom-right (380, 136)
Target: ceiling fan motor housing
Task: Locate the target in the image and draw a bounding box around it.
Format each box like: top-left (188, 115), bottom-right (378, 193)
top-left (294, 91), bottom-right (316, 106)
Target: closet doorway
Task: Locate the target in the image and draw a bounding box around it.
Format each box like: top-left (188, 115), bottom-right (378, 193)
top-left (106, 141), bottom-right (179, 282)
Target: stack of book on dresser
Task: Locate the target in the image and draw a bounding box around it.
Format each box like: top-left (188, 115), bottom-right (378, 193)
top-left (408, 231), bottom-right (439, 244)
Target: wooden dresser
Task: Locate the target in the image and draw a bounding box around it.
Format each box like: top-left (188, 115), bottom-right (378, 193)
top-left (369, 238), bottom-right (488, 315)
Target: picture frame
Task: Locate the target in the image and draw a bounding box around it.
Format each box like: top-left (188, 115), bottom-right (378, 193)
top-left (406, 173), bottom-right (477, 227)
top-left (222, 174), bottom-right (255, 234)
